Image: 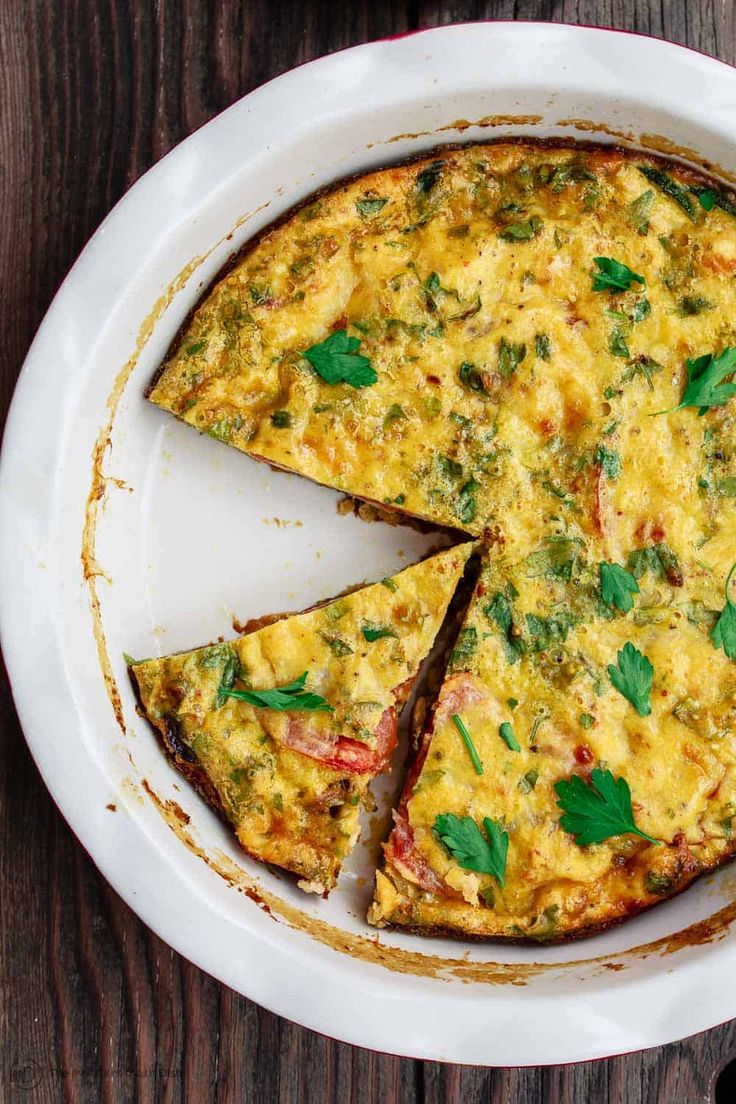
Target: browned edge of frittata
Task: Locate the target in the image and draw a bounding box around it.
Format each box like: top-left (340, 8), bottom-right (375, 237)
top-left (145, 136), bottom-right (736, 400)
top-left (371, 839), bottom-right (736, 945)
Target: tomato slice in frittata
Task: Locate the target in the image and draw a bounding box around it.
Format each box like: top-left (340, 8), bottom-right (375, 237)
top-left (370, 544), bottom-right (736, 940)
top-left (130, 544), bottom-right (473, 894)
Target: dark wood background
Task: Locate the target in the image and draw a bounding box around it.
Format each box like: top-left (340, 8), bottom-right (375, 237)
top-left (2, 2), bottom-right (736, 1101)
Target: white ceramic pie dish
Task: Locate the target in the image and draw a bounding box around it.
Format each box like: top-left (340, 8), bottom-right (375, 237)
top-left (2, 22), bottom-right (736, 1065)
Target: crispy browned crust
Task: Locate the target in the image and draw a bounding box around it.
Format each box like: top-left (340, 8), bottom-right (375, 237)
top-left (146, 137), bottom-right (736, 399)
top-left (372, 840), bottom-right (736, 944)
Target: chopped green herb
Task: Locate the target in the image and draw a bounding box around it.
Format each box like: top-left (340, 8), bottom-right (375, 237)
top-left (270, 410), bottom-right (292, 428)
top-left (579, 713), bottom-right (595, 729)
top-left (302, 329), bottom-right (377, 389)
top-left (434, 812), bottom-right (507, 884)
top-left (526, 611), bottom-right (576, 651)
top-left (507, 697), bottom-right (519, 710)
top-left (690, 184), bottom-right (736, 218)
top-left (185, 340), bottom-right (206, 357)
top-left (677, 296), bottom-right (714, 317)
top-left (608, 326), bottom-right (630, 359)
top-left (555, 767), bottom-right (660, 845)
top-left (621, 354), bottom-right (664, 391)
top-left (451, 627), bottom-right (478, 668)
top-left (416, 160), bottom-right (443, 195)
top-left (595, 445), bottom-right (622, 479)
top-left (608, 642), bottom-right (653, 716)
top-left (356, 196), bottom-right (388, 218)
top-left (361, 622), bottom-right (398, 642)
top-left (498, 338), bottom-right (527, 378)
top-left (697, 190), bottom-right (715, 211)
top-left (499, 217), bottom-right (543, 242)
top-left (630, 297), bottom-right (651, 323)
top-left (423, 395), bottom-right (442, 418)
top-left (383, 403), bottom-right (407, 426)
top-left (484, 588), bottom-right (526, 664)
top-left (458, 361), bottom-right (488, 394)
top-left (711, 561), bottom-right (736, 660)
top-left (535, 333), bottom-right (552, 361)
top-left (519, 769), bottom-right (539, 794)
top-left (638, 165), bottom-right (697, 220)
top-left (456, 479), bottom-right (479, 524)
top-left (499, 722), bottom-right (520, 752)
top-left (627, 189), bottom-right (655, 235)
top-left (380, 577), bottom-right (398, 593)
top-left (645, 871), bottom-right (675, 895)
top-left (452, 714), bottom-right (484, 775)
top-left (318, 631), bottom-right (354, 657)
top-left (592, 256), bottom-right (646, 293)
top-left (222, 671), bottom-right (333, 712)
top-left (249, 285), bottom-right (272, 305)
top-left (599, 561), bottom-right (640, 613)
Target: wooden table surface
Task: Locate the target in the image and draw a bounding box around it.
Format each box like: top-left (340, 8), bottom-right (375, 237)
top-left (2, 2), bottom-right (736, 1101)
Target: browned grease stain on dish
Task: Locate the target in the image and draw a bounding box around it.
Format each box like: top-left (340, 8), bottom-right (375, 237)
top-left (555, 117), bottom-right (635, 142)
top-left (141, 773), bottom-right (736, 984)
top-left (639, 132), bottom-right (736, 185)
top-left (81, 202), bottom-right (271, 734)
top-left (378, 115), bottom-right (543, 146)
top-left (87, 138), bottom-right (736, 980)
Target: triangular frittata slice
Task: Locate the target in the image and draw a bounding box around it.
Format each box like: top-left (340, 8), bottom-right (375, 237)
top-left (130, 544), bottom-right (473, 894)
top-left (370, 541), bottom-right (736, 940)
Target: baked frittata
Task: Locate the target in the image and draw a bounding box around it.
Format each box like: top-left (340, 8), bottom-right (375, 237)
top-left (369, 549), bottom-right (736, 940)
top-left (145, 140), bottom-right (736, 937)
top-left (130, 545), bottom-right (472, 893)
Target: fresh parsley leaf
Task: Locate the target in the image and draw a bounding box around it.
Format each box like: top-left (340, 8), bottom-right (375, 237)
top-left (223, 671), bottom-right (334, 712)
top-left (600, 562), bottom-right (640, 613)
top-left (499, 722), bottom-right (520, 752)
top-left (356, 196), bottom-right (388, 219)
top-left (592, 256), bottom-right (646, 292)
top-left (452, 714), bottom-right (484, 775)
top-left (434, 812), bottom-right (508, 884)
top-left (302, 330), bottom-right (377, 389)
top-left (697, 189), bottom-right (715, 211)
top-left (484, 588), bottom-right (526, 665)
top-left (361, 622), bottom-right (398, 642)
top-left (690, 185), bottom-right (736, 218)
top-left (526, 611), bottom-right (576, 651)
top-left (638, 165), bottom-right (697, 220)
top-left (711, 561), bottom-right (736, 660)
top-left (555, 767), bottom-right (660, 846)
top-left (659, 347), bottom-right (736, 414)
top-left (608, 326), bottom-right (630, 359)
top-left (608, 642), bottom-right (653, 716)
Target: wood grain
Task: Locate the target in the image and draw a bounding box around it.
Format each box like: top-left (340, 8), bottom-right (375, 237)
top-left (1, 2), bottom-right (736, 1101)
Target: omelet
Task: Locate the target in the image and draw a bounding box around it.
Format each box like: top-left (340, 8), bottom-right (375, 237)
top-left (369, 549), bottom-right (736, 940)
top-left (145, 140), bottom-right (736, 936)
top-left (129, 545), bottom-right (472, 894)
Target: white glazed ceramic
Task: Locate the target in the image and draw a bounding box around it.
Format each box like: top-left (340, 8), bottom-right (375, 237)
top-left (2, 23), bottom-right (736, 1065)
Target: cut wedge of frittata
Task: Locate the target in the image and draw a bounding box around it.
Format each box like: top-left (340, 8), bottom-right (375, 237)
top-left (130, 544), bottom-right (473, 894)
top-left (370, 541), bottom-right (736, 940)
